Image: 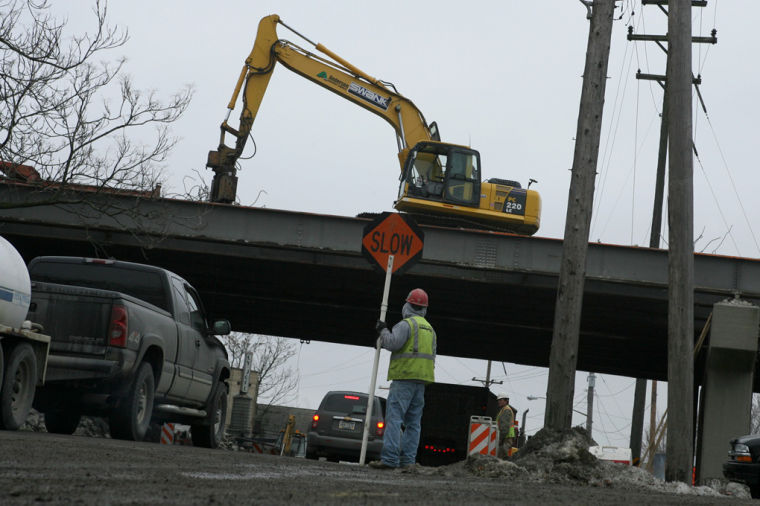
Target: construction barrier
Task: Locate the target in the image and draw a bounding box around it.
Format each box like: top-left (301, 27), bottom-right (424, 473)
top-left (488, 420), bottom-right (498, 456)
top-left (468, 416), bottom-right (493, 456)
top-left (160, 423), bottom-right (175, 445)
top-left (588, 445), bottom-right (632, 465)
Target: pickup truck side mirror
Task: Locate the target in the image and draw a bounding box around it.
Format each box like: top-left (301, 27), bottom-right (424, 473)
top-left (210, 319), bottom-right (231, 336)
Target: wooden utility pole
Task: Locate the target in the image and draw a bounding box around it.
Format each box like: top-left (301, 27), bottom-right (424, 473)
top-left (630, 51), bottom-right (669, 471)
top-left (665, 0), bottom-right (695, 484)
top-left (626, 0), bottom-right (715, 468)
top-left (586, 372), bottom-right (596, 437)
top-left (649, 379), bottom-right (658, 462)
top-left (544, 0), bottom-right (615, 431)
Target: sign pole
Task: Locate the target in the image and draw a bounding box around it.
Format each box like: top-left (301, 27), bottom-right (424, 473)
top-left (359, 254), bottom-right (394, 465)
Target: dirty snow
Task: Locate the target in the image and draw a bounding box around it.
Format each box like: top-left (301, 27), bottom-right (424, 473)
top-left (402, 427), bottom-right (750, 500)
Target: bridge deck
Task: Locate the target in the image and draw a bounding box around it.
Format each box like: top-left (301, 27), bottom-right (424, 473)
top-left (2, 184), bottom-right (759, 383)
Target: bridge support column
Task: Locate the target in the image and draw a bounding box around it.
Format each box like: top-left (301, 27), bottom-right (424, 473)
top-left (695, 298), bottom-right (759, 483)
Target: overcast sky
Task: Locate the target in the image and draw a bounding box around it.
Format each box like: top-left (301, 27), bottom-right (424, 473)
top-left (49, 1), bottom-right (760, 447)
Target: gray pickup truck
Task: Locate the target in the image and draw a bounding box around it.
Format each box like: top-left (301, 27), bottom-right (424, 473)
top-left (26, 256), bottom-right (231, 448)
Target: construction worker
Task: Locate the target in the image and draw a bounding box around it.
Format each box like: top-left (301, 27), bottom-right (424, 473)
top-left (496, 393), bottom-right (515, 458)
top-left (369, 288), bottom-right (436, 470)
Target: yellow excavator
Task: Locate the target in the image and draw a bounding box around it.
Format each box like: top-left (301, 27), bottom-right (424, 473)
top-left (207, 14), bottom-right (541, 235)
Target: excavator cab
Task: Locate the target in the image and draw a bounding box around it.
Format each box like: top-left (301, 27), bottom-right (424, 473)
top-left (397, 142), bottom-right (481, 208)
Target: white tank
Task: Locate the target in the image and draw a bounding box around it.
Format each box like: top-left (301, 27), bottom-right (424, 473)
top-left (0, 235), bottom-right (31, 329)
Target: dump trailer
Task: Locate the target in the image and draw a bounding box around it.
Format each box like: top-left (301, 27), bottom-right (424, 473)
top-left (417, 382), bottom-right (498, 466)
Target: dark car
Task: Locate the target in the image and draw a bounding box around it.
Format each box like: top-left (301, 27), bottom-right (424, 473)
top-left (306, 391), bottom-right (386, 462)
top-left (723, 435), bottom-right (760, 497)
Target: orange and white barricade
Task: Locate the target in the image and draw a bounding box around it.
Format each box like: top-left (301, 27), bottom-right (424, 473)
top-left (160, 423), bottom-right (175, 445)
top-left (488, 420), bottom-right (498, 456)
top-left (468, 416), bottom-right (493, 456)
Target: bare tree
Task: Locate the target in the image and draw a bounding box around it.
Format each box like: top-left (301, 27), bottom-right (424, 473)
top-left (220, 332), bottom-right (299, 407)
top-left (0, 0), bottom-right (192, 207)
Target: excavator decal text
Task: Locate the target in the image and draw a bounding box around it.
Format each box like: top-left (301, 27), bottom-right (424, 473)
top-left (317, 71), bottom-right (349, 91)
top-left (349, 82), bottom-right (390, 110)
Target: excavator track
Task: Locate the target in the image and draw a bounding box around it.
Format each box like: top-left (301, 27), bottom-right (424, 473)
top-left (356, 211), bottom-right (523, 235)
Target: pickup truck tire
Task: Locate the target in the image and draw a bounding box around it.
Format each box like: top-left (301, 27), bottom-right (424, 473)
top-left (0, 343), bottom-right (37, 430)
top-left (0, 344), bottom-right (4, 392)
top-left (44, 410), bottom-right (82, 434)
top-left (191, 382), bottom-right (228, 449)
top-left (109, 362), bottom-right (155, 441)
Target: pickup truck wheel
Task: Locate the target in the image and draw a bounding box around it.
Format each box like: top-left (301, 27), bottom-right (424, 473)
top-left (191, 382), bottom-right (228, 449)
top-left (44, 410), bottom-right (81, 434)
top-left (0, 344), bottom-right (4, 393)
top-left (0, 343), bottom-right (37, 430)
top-left (109, 362), bottom-right (154, 441)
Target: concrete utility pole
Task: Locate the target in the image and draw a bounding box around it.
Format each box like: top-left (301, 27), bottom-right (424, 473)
top-left (586, 372), bottom-right (595, 437)
top-left (545, 0), bottom-right (616, 431)
top-left (665, 0), bottom-right (695, 484)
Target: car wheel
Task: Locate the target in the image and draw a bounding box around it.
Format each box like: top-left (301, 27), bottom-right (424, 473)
top-left (44, 410), bottom-right (81, 434)
top-left (110, 362), bottom-right (154, 441)
top-left (192, 382), bottom-right (228, 449)
top-left (0, 343), bottom-right (37, 430)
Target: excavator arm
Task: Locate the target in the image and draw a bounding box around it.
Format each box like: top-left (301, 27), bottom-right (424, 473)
top-left (207, 14), bottom-right (437, 203)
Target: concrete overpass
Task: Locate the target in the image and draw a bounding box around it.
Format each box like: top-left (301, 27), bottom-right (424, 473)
top-left (2, 184), bottom-right (760, 384)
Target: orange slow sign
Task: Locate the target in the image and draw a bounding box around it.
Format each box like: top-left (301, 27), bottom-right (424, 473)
top-left (361, 212), bottom-right (424, 274)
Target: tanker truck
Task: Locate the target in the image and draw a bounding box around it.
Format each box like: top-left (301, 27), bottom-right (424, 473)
top-left (0, 235), bottom-right (50, 430)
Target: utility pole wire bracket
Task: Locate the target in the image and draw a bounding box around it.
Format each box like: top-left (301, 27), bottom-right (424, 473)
top-left (579, 0), bottom-right (593, 19)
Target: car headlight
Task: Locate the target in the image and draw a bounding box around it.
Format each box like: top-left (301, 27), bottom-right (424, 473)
top-left (734, 443), bottom-right (751, 454)
top-left (729, 443), bottom-right (753, 462)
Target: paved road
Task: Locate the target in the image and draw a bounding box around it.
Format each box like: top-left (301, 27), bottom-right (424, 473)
top-left (0, 431), bottom-right (749, 505)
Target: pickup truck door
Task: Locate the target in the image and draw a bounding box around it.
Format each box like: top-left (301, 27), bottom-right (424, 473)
top-left (181, 285), bottom-right (215, 404)
top-left (169, 278), bottom-right (199, 400)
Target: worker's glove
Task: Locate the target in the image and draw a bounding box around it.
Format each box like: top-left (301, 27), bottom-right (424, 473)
top-left (375, 320), bottom-right (387, 337)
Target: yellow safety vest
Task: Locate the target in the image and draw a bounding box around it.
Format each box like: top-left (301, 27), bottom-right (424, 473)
top-left (497, 405), bottom-right (516, 438)
top-left (387, 316), bottom-right (435, 383)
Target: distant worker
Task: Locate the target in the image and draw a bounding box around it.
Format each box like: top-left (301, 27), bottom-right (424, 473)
top-left (496, 393), bottom-right (516, 458)
top-left (368, 288), bottom-right (436, 470)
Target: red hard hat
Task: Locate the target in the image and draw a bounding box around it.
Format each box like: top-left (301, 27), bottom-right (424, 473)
top-left (406, 288), bottom-right (429, 307)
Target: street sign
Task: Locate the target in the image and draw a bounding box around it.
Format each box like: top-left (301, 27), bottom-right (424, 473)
top-left (361, 212), bottom-right (424, 275)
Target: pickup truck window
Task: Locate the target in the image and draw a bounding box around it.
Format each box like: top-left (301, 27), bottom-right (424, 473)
top-left (30, 262), bottom-right (169, 312)
top-left (170, 277), bottom-right (192, 325)
top-left (171, 277), bottom-right (206, 333)
top-left (185, 287), bottom-right (207, 333)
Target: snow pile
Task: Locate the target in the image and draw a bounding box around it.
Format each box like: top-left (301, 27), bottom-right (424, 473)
top-left (511, 427), bottom-right (604, 484)
top-left (463, 454), bottom-right (528, 479)
top-left (452, 427), bottom-right (749, 499)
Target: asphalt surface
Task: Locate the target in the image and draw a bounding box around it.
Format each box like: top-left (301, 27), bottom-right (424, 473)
top-left (0, 431), bottom-right (752, 505)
